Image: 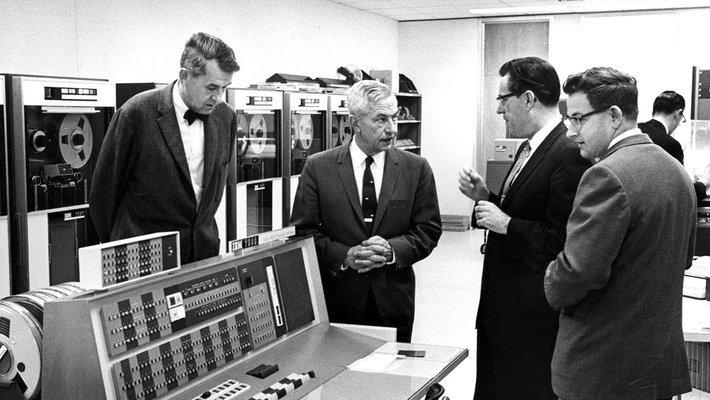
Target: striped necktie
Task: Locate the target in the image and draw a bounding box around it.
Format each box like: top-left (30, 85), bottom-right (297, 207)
top-left (501, 140), bottom-right (531, 201)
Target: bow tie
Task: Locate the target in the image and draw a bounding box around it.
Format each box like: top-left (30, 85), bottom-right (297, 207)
top-left (184, 109), bottom-right (209, 125)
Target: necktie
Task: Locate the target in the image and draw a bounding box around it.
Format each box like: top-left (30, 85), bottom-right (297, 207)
top-left (362, 156), bottom-right (377, 233)
top-left (501, 140), bottom-right (531, 201)
top-left (184, 109), bottom-right (209, 125)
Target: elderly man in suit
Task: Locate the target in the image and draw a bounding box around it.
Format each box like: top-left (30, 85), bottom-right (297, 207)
top-left (458, 56), bottom-right (590, 399)
top-left (545, 67), bottom-right (695, 400)
top-left (290, 80), bottom-right (442, 343)
top-left (90, 32), bottom-right (239, 264)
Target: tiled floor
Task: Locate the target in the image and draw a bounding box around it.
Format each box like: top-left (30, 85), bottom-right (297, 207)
top-left (411, 229), bottom-right (484, 400)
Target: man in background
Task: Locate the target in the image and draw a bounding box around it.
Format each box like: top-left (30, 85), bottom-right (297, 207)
top-left (91, 32), bottom-right (239, 264)
top-left (638, 90), bottom-right (708, 203)
top-left (458, 56), bottom-right (589, 399)
top-left (545, 67), bottom-right (695, 400)
top-left (638, 90), bottom-right (686, 163)
top-left (291, 80), bottom-right (441, 343)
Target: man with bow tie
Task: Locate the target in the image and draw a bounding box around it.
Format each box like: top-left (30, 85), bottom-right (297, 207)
top-left (90, 32), bottom-right (239, 264)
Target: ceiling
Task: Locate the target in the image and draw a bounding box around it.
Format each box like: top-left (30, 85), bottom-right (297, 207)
top-left (326, 0), bottom-right (710, 21)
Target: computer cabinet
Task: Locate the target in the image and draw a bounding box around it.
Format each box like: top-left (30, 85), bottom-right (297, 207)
top-left (395, 92), bottom-right (421, 154)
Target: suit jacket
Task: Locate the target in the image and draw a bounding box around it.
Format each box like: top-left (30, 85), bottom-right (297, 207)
top-left (290, 144), bottom-right (442, 342)
top-left (545, 134), bottom-right (695, 399)
top-left (90, 81), bottom-right (236, 264)
top-left (638, 118), bottom-right (684, 164)
top-left (475, 122), bottom-right (590, 398)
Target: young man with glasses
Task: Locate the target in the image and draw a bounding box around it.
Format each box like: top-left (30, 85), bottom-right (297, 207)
top-left (637, 90), bottom-right (686, 164)
top-left (458, 57), bottom-right (589, 400)
top-left (545, 67), bottom-right (695, 400)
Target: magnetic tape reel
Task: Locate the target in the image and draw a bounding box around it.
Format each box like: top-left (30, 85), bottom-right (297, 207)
top-left (248, 114), bottom-right (268, 155)
top-left (58, 114), bottom-right (93, 168)
top-left (0, 283), bottom-right (87, 400)
top-left (338, 117), bottom-right (351, 145)
top-left (331, 118), bottom-right (340, 146)
top-left (295, 115), bottom-right (313, 150)
top-left (0, 301), bottom-right (43, 400)
top-left (236, 114), bottom-right (249, 156)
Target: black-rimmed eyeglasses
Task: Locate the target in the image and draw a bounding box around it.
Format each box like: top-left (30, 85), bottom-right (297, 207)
top-left (562, 107), bottom-right (610, 129)
top-left (496, 92), bottom-right (518, 103)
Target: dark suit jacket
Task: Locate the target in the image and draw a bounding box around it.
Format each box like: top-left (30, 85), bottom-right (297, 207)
top-left (545, 134), bottom-right (694, 399)
top-left (290, 144), bottom-right (442, 342)
top-left (90, 81), bottom-right (236, 264)
top-left (474, 122), bottom-right (590, 398)
top-left (638, 118), bottom-right (684, 164)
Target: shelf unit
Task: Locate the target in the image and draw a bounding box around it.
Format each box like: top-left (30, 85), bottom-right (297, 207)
top-left (395, 92), bottom-right (422, 154)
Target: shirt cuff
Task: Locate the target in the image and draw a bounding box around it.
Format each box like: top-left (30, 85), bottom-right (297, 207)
top-left (386, 248), bottom-right (396, 265)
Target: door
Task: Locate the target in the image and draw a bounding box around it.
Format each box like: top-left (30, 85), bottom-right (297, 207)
top-left (478, 21), bottom-right (549, 181)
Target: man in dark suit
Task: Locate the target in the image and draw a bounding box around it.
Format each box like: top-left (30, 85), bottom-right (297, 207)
top-left (545, 67), bottom-right (694, 400)
top-left (458, 57), bottom-right (590, 399)
top-left (637, 91), bottom-right (708, 203)
top-left (90, 32), bottom-right (239, 264)
top-left (290, 80), bottom-right (442, 343)
top-left (637, 90), bottom-right (686, 163)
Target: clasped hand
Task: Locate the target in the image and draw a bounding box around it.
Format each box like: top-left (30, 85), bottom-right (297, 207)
top-left (459, 166), bottom-right (510, 234)
top-left (344, 235), bottom-right (393, 274)
top-left (474, 200), bottom-right (510, 234)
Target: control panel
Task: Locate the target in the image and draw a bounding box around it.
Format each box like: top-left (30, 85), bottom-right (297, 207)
top-left (42, 237), bottom-right (324, 400)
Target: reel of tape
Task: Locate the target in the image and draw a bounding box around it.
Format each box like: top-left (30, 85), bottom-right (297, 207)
top-left (28, 129), bottom-right (48, 153)
top-left (236, 114), bottom-right (249, 156)
top-left (296, 115), bottom-right (313, 150)
top-left (331, 118), bottom-right (340, 146)
top-left (0, 283), bottom-right (86, 400)
top-left (0, 301), bottom-right (43, 400)
top-left (248, 115), bottom-right (268, 155)
top-left (58, 114), bottom-right (93, 169)
top-left (338, 117), bottom-right (351, 145)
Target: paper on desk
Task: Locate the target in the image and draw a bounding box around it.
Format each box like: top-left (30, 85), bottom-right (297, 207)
top-left (348, 353), bottom-right (401, 373)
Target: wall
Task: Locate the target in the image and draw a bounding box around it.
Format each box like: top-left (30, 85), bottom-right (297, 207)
top-left (399, 19), bottom-right (481, 218)
top-left (400, 7), bottom-right (710, 218)
top-left (0, 0), bottom-right (398, 88)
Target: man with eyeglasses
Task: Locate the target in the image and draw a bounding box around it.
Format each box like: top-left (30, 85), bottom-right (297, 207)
top-left (458, 57), bottom-right (589, 400)
top-left (545, 67), bottom-right (695, 400)
top-left (637, 91), bottom-right (708, 204)
top-left (638, 90), bottom-right (686, 164)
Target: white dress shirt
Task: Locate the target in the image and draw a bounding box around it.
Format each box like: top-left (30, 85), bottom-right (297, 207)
top-left (172, 83), bottom-right (205, 206)
top-left (350, 140), bottom-right (385, 204)
top-left (518, 118), bottom-right (559, 173)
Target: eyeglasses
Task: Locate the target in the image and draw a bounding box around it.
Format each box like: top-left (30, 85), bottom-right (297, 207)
top-left (681, 112), bottom-right (687, 123)
top-left (562, 107), bottom-right (610, 129)
top-left (496, 92), bottom-right (518, 103)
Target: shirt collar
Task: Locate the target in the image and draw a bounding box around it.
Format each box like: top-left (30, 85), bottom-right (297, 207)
top-left (350, 140), bottom-right (385, 167)
top-left (527, 118), bottom-right (559, 153)
top-left (608, 128), bottom-right (643, 149)
top-left (173, 81), bottom-right (189, 122)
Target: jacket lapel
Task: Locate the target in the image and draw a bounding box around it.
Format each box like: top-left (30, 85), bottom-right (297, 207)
top-left (373, 149), bottom-right (399, 233)
top-left (157, 81), bottom-right (191, 185)
top-left (502, 122), bottom-right (565, 207)
top-left (337, 146), bottom-right (366, 228)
